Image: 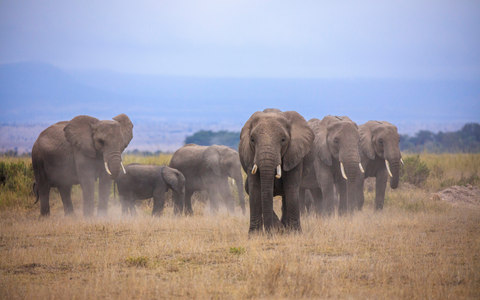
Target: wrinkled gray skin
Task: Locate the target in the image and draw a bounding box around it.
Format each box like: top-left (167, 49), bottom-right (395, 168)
top-left (356, 121), bottom-right (402, 210)
top-left (115, 164), bottom-right (185, 216)
top-left (301, 116), bottom-right (363, 216)
top-left (239, 109), bottom-right (314, 233)
top-left (32, 114), bottom-right (133, 216)
top-left (169, 144), bottom-right (246, 215)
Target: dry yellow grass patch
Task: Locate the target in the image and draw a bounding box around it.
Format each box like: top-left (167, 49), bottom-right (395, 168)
top-left (1, 153), bottom-right (479, 298)
top-left (1, 199), bottom-right (479, 299)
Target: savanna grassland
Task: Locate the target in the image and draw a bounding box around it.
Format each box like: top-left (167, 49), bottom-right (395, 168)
top-left (1, 154), bottom-right (479, 299)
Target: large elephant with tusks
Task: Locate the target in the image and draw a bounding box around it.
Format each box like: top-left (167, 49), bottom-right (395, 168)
top-left (356, 121), bottom-right (402, 210)
top-left (239, 109), bottom-right (314, 233)
top-left (32, 114), bottom-right (133, 216)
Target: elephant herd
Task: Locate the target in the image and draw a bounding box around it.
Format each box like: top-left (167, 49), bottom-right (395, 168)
top-left (32, 109), bottom-right (402, 234)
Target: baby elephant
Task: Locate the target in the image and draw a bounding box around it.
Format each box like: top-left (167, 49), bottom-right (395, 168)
top-left (115, 164), bottom-right (185, 216)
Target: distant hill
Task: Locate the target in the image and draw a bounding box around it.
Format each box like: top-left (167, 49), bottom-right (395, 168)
top-left (0, 62), bottom-right (121, 123)
top-left (1, 62), bottom-right (479, 127)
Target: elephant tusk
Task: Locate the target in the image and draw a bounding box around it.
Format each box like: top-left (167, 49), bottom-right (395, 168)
top-left (340, 162), bottom-right (348, 180)
top-left (104, 161), bottom-right (112, 176)
top-left (275, 165), bottom-right (282, 179)
top-left (385, 160), bottom-right (393, 177)
top-left (401, 158), bottom-right (404, 166)
top-left (121, 162), bottom-right (126, 174)
top-left (359, 163), bottom-right (365, 173)
top-left (251, 164), bottom-right (258, 175)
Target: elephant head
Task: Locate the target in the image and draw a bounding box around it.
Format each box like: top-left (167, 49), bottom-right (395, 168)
top-left (314, 116), bottom-right (363, 182)
top-left (64, 114), bottom-right (133, 179)
top-left (239, 109), bottom-right (313, 230)
top-left (360, 121), bottom-right (402, 189)
top-left (203, 145), bottom-right (246, 214)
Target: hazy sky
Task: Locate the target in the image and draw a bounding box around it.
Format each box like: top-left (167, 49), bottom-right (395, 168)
top-left (1, 0), bottom-right (479, 79)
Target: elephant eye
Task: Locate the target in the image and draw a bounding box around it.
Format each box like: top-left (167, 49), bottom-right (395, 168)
top-left (97, 139), bottom-right (105, 146)
top-left (334, 137), bottom-right (339, 144)
top-left (250, 137), bottom-right (255, 143)
top-left (378, 139), bottom-right (383, 145)
top-left (281, 137), bottom-right (286, 143)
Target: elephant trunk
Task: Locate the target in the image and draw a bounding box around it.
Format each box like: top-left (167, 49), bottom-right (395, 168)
top-left (344, 161), bottom-right (360, 213)
top-left (387, 160), bottom-right (400, 189)
top-left (260, 167), bottom-right (275, 231)
top-left (339, 148), bottom-right (361, 213)
top-left (256, 147), bottom-right (280, 231)
top-left (385, 144), bottom-right (401, 189)
top-left (104, 151), bottom-right (124, 179)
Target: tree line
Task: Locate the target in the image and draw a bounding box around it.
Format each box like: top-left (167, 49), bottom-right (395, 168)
top-left (400, 123), bottom-right (480, 153)
top-left (184, 123), bottom-right (480, 153)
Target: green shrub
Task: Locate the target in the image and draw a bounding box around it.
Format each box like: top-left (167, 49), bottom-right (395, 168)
top-left (229, 246), bottom-right (246, 255)
top-left (125, 256), bottom-right (149, 267)
top-left (0, 159), bottom-right (35, 209)
top-left (400, 155), bottom-right (430, 187)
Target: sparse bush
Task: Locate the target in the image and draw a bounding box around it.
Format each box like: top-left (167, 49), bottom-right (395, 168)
top-left (400, 155), bottom-right (430, 187)
top-left (125, 256), bottom-right (149, 267)
top-left (229, 246), bottom-right (246, 255)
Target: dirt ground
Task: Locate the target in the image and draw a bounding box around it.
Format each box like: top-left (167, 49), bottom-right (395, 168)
top-left (433, 185), bottom-right (480, 207)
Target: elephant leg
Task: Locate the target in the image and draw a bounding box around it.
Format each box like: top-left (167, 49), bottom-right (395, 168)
top-left (39, 185), bottom-right (51, 216)
top-left (75, 157), bottom-right (96, 217)
top-left (98, 173), bottom-right (112, 216)
top-left (298, 188), bottom-right (307, 216)
top-left (207, 188), bottom-right (220, 213)
top-left (184, 189), bottom-right (194, 215)
top-left (375, 170), bottom-right (388, 210)
top-left (309, 188), bottom-right (322, 216)
top-left (120, 195), bottom-right (129, 216)
top-left (58, 185), bottom-right (74, 215)
top-left (248, 174), bottom-right (263, 233)
top-left (128, 199), bottom-right (137, 216)
top-left (172, 191), bottom-right (184, 216)
top-left (79, 178), bottom-right (95, 217)
top-left (336, 179), bottom-right (348, 216)
top-left (282, 167), bottom-right (302, 231)
top-left (152, 187), bottom-right (167, 217)
top-left (318, 170), bottom-right (335, 216)
top-left (220, 181), bottom-right (235, 213)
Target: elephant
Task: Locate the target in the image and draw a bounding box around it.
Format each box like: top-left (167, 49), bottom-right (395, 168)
top-left (300, 116), bottom-right (364, 216)
top-left (239, 109), bottom-right (314, 233)
top-left (115, 164), bottom-right (185, 216)
top-left (356, 121), bottom-right (402, 210)
top-left (32, 114), bottom-right (133, 216)
top-left (169, 144), bottom-right (246, 215)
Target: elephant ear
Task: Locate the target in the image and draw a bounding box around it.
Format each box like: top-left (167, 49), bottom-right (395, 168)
top-left (359, 123), bottom-right (375, 160)
top-left (64, 115), bottom-right (99, 158)
top-left (239, 112), bottom-right (260, 173)
top-left (282, 111), bottom-right (314, 171)
top-left (203, 146), bottom-right (222, 176)
top-left (113, 114), bottom-right (133, 151)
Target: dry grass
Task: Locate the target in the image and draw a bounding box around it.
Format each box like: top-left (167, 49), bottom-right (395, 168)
top-left (1, 153), bottom-right (480, 299)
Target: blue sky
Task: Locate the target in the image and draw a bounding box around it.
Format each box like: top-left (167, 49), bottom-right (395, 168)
top-left (1, 0), bottom-right (479, 79)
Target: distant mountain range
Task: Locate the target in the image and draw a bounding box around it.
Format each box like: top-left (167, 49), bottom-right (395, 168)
top-left (0, 62), bottom-right (479, 152)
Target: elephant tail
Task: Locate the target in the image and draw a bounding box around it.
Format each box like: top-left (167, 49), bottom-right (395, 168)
top-left (33, 182), bottom-right (39, 204)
